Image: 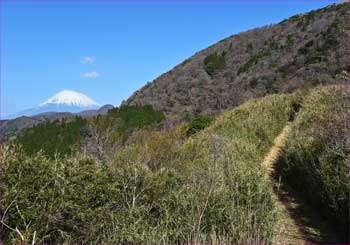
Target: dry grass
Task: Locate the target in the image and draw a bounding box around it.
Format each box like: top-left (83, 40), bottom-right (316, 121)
top-left (262, 124), bottom-right (291, 176)
top-left (260, 124), bottom-right (308, 244)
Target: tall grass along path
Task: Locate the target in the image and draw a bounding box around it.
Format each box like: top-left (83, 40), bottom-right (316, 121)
top-left (262, 124), bottom-right (339, 244)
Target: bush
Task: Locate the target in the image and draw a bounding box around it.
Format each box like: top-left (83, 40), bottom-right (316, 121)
top-left (2, 146), bottom-right (189, 243)
top-left (237, 49), bottom-right (270, 75)
top-left (185, 116), bottom-right (214, 136)
top-left (297, 24), bottom-right (339, 66)
top-left (2, 148), bottom-right (112, 243)
top-left (203, 52), bottom-right (226, 77)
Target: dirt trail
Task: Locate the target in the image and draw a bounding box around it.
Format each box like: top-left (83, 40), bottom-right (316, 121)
top-left (262, 125), bottom-right (291, 176)
top-left (262, 125), bottom-right (339, 244)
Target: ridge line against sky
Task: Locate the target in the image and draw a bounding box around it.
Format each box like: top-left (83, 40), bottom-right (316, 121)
top-left (1, 0), bottom-right (339, 117)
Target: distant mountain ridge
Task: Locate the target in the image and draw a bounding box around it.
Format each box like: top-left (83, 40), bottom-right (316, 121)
top-left (124, 3), bottom-right (349, 123)
top-left (5, 90), bottom-right (101, 120)
top-left (1, 89), bottom-right (114, 139)
top-left (39, 90), bottom-right (100, 107)
top-left (0, 104), bottom-right (114, 140)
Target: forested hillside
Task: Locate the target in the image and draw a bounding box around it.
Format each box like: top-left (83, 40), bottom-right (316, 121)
top-left (125, 3), bottom-right (349, 123)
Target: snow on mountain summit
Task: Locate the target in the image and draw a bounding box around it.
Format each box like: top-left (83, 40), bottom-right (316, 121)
top-left (3, 90), bottom-right (103, 119)
top-left (40, 90), bottom-right (100, 108)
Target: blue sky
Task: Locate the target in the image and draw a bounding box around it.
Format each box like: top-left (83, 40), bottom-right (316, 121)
top-left (1, 0), bottom-right (339, 117)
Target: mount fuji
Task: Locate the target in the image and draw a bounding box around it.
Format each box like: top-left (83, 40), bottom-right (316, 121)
top-left (5, 90), bottom-right (102, 119)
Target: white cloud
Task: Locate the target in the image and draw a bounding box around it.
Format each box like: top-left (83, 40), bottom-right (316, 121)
top-left (80, 56), bottom-right (95, 65)
top-left (83, 71), bottom-right (100, 78)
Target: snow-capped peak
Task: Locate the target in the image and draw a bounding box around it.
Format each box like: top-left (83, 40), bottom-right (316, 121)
top-left (39, 90), bottom-right (100, 108)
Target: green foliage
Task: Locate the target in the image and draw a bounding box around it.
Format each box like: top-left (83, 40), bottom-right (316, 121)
top-left (286, 34), bottom-right (294, 48)
top-left (288, 14), bottom-right (301, 23)
top-left (185, 116), bottom-right (214, 137)
top-left (277, 86), bottom-right (349, 241)
top-left (297, 23), bottom-right (339, 65)
top-left (296, 9), bottom-right (316, 31)
top-left (237, 49), bottom-right (270, 75)
top-left (246, 43), bottom-right (253, 53)
top-left (107, 105), bottom-right (165, 135)
top-left (2, 148), bottom-right (167, 243)
top-left (320, 22), bottom-right (340, 49)
top-left (212, 93), bottom-right (296, 154)
top-left (15, 116), bottom-right (87, 158)
top-left (305, 54), bottom-right (328, 65)
top-left (12, 105), bottom-right (164, 162)
top-left (268, 63), bottom-right (278, 69)
top-left (204, 52), bottom-right (226, 77)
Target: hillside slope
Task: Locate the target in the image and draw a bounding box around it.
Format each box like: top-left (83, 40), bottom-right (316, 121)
top-left (3, 85), bottom-right (348, 243)
top-left (124, 3), bottom-right (349, 123)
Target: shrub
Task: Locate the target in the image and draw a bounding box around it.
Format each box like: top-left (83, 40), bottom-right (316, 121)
top-left (203, 52), bottom-right (226, 77)
top-left (297, 24), bottom-right (339, 66)
top-left (185, 115), bottom-right (214, 137)
top-left (237, 49), bottom-right (270, 75)
top-left (2, 146), bottom-right (189, 243)
top-left (2, 148), bottom-right (114, 243)
top-left (286, 34), bottom-right (294, 48)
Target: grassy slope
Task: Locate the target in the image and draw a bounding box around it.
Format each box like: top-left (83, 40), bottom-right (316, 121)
top-left (111, 93), bottom-right (297, 243)
top-left (176, 94), bottom-right (297, 243)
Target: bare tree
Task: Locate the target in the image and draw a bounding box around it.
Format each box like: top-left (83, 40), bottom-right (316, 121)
top-left (82, 117), bottom-right (122, 164)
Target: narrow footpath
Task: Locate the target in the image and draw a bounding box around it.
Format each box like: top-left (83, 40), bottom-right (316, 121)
top-left (262, 124), bottom-right (339, 244)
